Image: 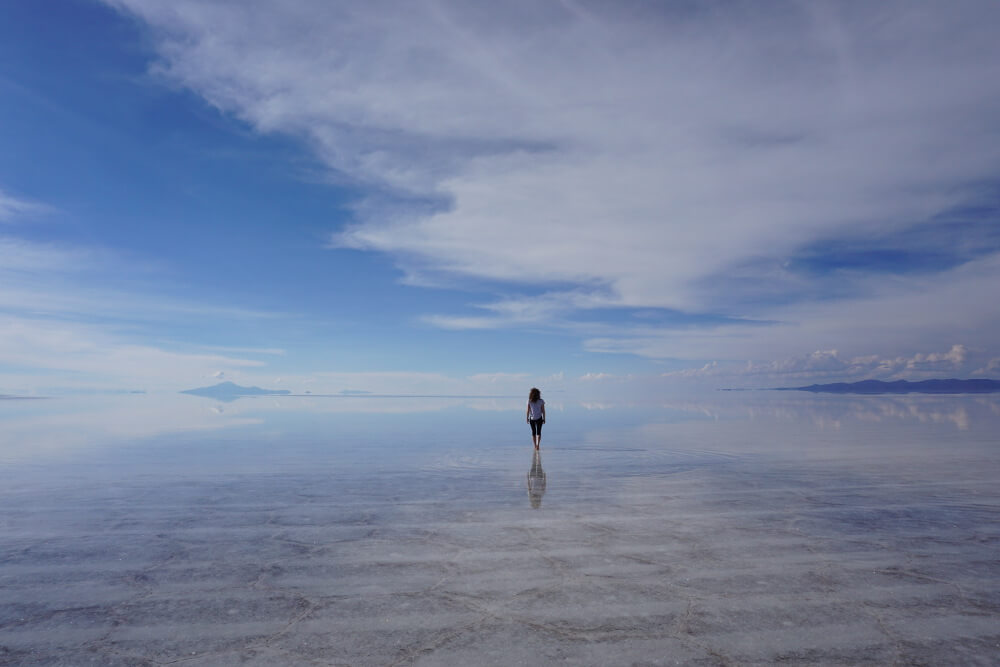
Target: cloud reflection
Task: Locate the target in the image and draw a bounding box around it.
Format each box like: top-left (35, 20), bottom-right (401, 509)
top-left (3, 392), bottom-right (996, 472)
top-left (0, 393), bottom-right (262, 464)
top-left (656, 393), bottom-right (998, 431)
top-left (0, 394), bottom-right (530, 466)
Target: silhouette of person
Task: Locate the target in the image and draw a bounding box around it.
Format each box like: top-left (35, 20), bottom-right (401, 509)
top-left (527, 449), bottom-right (546, 509)
top-left (526, 387), bottom-right (546, 449)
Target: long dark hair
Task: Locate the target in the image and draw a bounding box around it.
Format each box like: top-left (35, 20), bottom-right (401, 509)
top-left (529, 387), bottom-right (541, 402)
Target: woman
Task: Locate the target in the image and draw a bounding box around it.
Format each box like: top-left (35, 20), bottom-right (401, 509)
top-left (526, 387), bottom-right (546, 449)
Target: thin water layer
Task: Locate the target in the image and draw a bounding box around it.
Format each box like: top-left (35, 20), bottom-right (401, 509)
top-left (1, 393), bottom-right (999, 665)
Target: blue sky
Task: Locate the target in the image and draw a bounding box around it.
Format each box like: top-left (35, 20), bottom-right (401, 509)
top-left (2, 0), bottom-right (999, 395)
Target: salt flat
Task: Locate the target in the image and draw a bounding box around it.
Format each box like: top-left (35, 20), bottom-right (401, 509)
top-left (1, 393), bottom-right (999, 665)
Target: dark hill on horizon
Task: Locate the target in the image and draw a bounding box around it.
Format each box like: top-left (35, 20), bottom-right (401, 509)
top-left (181, 381), bottom-right (291, 401)
top-left (776, 378), bottom-right (1000, 394)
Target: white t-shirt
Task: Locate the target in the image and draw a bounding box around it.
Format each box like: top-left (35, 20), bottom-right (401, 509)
top-left (527, 399), bottom-right (545, 420)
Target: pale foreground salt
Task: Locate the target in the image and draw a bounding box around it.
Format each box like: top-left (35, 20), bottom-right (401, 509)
top-left (1, 393), bottom-right (998, 665)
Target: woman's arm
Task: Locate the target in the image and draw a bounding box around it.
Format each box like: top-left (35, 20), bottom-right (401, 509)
top-left (526, 404), bottom-right (531, 422)
top-left (541, 403), bottom-right (546, 423)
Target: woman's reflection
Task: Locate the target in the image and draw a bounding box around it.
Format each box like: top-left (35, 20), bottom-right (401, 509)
top-left (527, 449), bottom-right (547, 508)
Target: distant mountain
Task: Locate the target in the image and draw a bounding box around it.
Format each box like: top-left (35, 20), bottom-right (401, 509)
top-left (776, 378), bottom-right (1000, 394)
top-left (180, 381), bottom-right (291, 400)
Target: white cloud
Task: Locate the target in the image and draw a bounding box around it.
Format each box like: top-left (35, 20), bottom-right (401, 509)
top-left (747, 345), bottom-right (971, 379)
top-left (664, 344), bottom-right (980, 385)
top-left (0, 316), bottom-right (266, 392)
top-left (0, 205), bottom-right (292, 391)
top-left (0, 192), bottom-right (284, 391)
top-left (423, 290), bottom-right (620, 331)
top-left (203, 346), bottom-right (286, 356)
top-left (665, 361), bottom-right (719, 379)
top-left (579, 372), bottom-right (614, 382)
top-left (0, 190), bottom-right (48, 223)
top-left (0, 238), bottom-right (290, 392)
top-left (973, 357), bottom-right (1000, 376)
top-left (295, 370), bottom-right (567, 397)
top-left (106, 2), bottom-right (1000, 290)
top-left (421, 314), bottom-right (500, 331)
top-left (104, 1), bottom-right (1000, 364)
top-left (0, 236), bottom-right (97, 273)
top-left (905, 344), bottom-right (967, 370)
top-left (587, 252), bottom-right (1000, 363)
top-left (0, 280), bottom-right (285, 325)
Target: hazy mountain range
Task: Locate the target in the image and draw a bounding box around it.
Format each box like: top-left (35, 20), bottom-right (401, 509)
top-left (777, 379), bottom-right (1000, 394)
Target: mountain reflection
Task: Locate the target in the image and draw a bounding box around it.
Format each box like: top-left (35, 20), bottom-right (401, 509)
top-left (658, 394), bottom-right (999, 431)
top-left (527, 449), bottom-right (546, 509)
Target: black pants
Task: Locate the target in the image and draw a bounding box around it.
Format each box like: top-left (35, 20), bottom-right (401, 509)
top-left (529, 419), bottom-right (544, 437)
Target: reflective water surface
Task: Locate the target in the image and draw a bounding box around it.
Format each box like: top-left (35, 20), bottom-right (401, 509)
top-left (2, 392), bottom-right (999, 665)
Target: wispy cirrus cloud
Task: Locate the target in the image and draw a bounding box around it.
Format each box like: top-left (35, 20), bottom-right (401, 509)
top-left (0, 231), bottom-right (285, 324)
top-left (0, 190), bottom-right (289, 392)
top-left (586, 252), bottom-right (1000, 364)
top-left (422, 289), bottom-right (621, 330)
top-left (0, 190), bottom-right (49, 223)
top-left (0, 315), bottom-right (267, 393)
top-left (105, 0), bottom-right (1000, 365)
top-left (663, 344), bottom-right (980, 384)
top-left (973, 358), bottom-right (1000, 376)
top-left (308, 370), bottom-right (564, 396)
top-left (0, 236), bottom-right (97, 273)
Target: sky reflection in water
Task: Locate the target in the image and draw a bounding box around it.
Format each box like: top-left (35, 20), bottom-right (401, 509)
top-left (2, 392), bottom-right (999, 664)
top-left (2, 391), bottom-right (998, 497)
